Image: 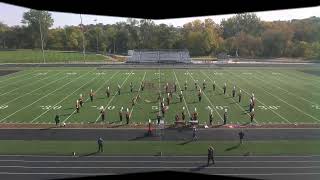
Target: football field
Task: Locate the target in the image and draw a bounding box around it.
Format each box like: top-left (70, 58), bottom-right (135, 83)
top-left (0, 67), bottom-right (319, 126)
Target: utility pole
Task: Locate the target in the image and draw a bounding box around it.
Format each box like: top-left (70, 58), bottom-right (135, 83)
top-left (80, 14), bottom-right (86, 62)
top-left (94, 19), bottom-right (99, 53)
top-left (39, 11), bottom-right (46, 63)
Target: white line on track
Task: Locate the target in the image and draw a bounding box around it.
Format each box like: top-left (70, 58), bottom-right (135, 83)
top-left (187, 70), bottom-right (223, 121)
top-left (0, 72), bottom-right (64, 106)
top-left (30, 72), bottom-right (100, 123)
top-left (226, 70), bottom-right (292, 124)
top-left (94, 71), bottom-right (133, 123)
top-left (62, 71), bottom-right (119, 123)
top-left (201, 71), bottom-right (258, 124)
top-left (173, 70), bottom-right (191, 117)
top-left (0, 71), bottom-right (52, 97)
top-left (0, 71), bottom-right (92, 122)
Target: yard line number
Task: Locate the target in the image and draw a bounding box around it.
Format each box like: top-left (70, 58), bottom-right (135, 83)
top-left (206, 105), bottom-right (228, 110)
top-left (258, 105), bottom-right (280, 110)
top-left (0, 105), bottom-right (8, 109)
top-left (66, 72), bottom-right (77, 75)
top-left (40, 105), bottom-right (62, 110)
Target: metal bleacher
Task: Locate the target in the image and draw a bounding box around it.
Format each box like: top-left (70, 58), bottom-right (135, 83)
top-left (127, 49), bottom-right (191, 64)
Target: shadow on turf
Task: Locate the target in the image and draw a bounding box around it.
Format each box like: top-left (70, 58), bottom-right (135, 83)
top-left (129, 132), bottom-right (153, 141)
top-left (178, 139), bottom-right (194, 145)
top-left (225, 143), bottom-right (241, 151)
top-left (79, 152), bottom-right (99, 157)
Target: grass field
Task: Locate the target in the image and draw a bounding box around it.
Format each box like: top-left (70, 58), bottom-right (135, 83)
top-left (1, 140), bottom-right (320, 155)
top-left (0, 67), bottom-right (319, 125)
top-left (0, 50), bottom-right (109, 63)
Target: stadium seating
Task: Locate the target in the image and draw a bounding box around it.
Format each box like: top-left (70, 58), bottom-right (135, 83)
top-left (127, 49), bottom-right (191, 64)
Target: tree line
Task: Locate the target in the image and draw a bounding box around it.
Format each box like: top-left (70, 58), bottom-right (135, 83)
top-left (0, 10), bottom-right (319, 59)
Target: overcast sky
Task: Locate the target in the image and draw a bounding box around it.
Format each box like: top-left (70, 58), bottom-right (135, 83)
top-left (0, 2), bottom-right (319, 28)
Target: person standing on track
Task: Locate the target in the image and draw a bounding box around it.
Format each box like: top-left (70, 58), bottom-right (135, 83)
top-left (239, 130), bottom-right (244, 144)
top-left (192, 125), bottom-right (197, 141)
top-left (97, 137), bottom-right (103, 153)
top-left (223, 108), bottom-right (228, 125)
top-left (238, 90), bottom-right (242, 103)
top-left (76, 100), bottom-right (80, 113)
top-left (223, 83), bottom-right (227, 95)
top-left (90, 89), bottom-right (94, 102)
top-left (232, 86), bottom-right (236, 97)
top-left (207, 146), bottom-right (215, 165)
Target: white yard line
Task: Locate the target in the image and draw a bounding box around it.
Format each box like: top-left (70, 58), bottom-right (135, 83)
top-left (254, 70), bottom-right (320, 106)
top-left (0, 71), bottom-right (52, 97)
top-left (30, 72), bottom-right (100, 123)
top-left (202, 71), bottom-right (259, 124)
top-left (94, 71), bottom-right (133, 123)
top-left (0, 71), bottom-right (92, 123)
top-left (187, 70), bottom-right (223, 122)
top-left (173, 70), bottom-right (191, 117)
top-left (129, 72), bottom-right (147, 117)
top-left (62, 71), bottom-right (119, 123)
top-left (231, 71), bottom-right (320, 122)
top-left (0, 72), bottom-right (64, 106)
top-left (225, 70), bottom-right (292, 124)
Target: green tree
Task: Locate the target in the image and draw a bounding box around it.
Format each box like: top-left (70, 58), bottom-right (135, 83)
top-left (21, 10), bottom-right (54, 49)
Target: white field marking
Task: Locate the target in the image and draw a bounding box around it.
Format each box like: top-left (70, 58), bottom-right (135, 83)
top-left (0, 72), bottom-right (64, 106)
top-left (1, 160), bottom-right (320, 163)
top-left (154, 72), bottom-right (164, 75)
top-left (30, 73), bottom-right (100, 123)
top-left (0, 105), bottom-right (8, 109)
top-left (129, 72), bottom-right (147, 116)
top-left (241, 71), bottom-right (320, 122)
top-left (242, 72), bottom-right (253, 75)
top-left (95, 72), bottom-right (106, 75)
top-left (1, 166), bottom-right (320, 169)
top-left (94, 71), bottom-right (133, 123)
top-left (226, 70), bottom-right (291, 124)
top-left (66, 72), bottom-right (77, 75)
top-left (0, 70), bottom-right (35, 85)
top-left (125, 72), bottom-right (135, 75)
top-left (0, 71), bottom-right (53, 97)
top-left (184, 72), bottom-right (193, 75)
top-left (0, 172), bottom-right (115, 176)
top-left (280, 71), bottom-right (320, 89)
top-left (173, 70), bottom-right (191, 117)
top-left (62, 71), bottom-right (119, 123)
top-left (0, 71), bottom-right (92, 123)
top-left (188, 70), bottom-right (223, 121)
top-left (152, 106), bottom-right (158, 110)
top-left (202, 71), bottom-right (258, 124)
top-left (312, 105), bottom-right (320, 110)
top-left (254, 70), bottom-right (320, 106)
top-left (272, 72), bottom-right (281, 75)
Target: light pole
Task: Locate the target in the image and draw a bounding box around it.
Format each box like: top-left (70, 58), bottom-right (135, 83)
top-left (94, 19), bottom-right (99, 53)
top-left (38, 11), bottom-right (46, 63)
top-left (80, 14), bottom-right (86, 62)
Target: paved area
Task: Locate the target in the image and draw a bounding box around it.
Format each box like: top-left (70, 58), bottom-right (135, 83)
top-left (0, 155), bottom-right (319, 180)
top-left (0, 128), bottom-right (319, 141)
